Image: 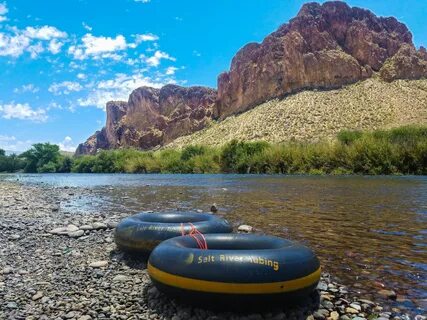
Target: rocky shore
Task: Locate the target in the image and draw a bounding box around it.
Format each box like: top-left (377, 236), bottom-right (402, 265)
top-left (0, 180), bottom-right (422, 320)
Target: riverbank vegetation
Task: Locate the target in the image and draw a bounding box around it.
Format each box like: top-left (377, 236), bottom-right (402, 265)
top-left (1, 126), bottom-right (427, 175)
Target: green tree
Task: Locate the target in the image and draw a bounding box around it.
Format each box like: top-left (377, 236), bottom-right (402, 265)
top-left (21, 143), bottom-right (61, 173)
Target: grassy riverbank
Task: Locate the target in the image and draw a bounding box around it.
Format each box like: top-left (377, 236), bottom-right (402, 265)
top-left (1, 125), bottom-right (426, 175)
top-left (71, 126), bottom-right (427, 175)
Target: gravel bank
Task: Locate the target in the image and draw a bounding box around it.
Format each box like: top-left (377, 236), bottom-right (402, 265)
top-left (0, 181), bottom-right (422, 320)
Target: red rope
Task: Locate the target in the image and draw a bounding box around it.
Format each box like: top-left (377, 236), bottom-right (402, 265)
top-left (180, 222), bottom-right (208, 250)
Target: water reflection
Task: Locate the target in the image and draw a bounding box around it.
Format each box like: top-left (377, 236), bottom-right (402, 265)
top-left (3, 173), bottom-right (426, 314)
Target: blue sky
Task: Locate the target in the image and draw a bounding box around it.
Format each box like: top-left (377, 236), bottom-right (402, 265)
top-left (0, 0), bottom-right (426, 152)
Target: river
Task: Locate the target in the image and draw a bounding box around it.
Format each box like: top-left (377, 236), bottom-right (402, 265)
top-left (2, 173), bottom-right (426, 315)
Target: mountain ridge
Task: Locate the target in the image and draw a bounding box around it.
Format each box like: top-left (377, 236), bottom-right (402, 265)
top-left (76, 1), bottom-right (427, 155)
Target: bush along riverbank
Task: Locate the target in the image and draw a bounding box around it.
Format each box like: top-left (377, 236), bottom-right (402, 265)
top-left (71, 125), bottom-right (427, 175)
top-left (1, 125), bottom-right (427, 175)
top-left (0, 180), bottom-right (422, 319)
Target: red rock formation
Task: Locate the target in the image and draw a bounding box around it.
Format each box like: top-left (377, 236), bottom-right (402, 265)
top-left (76, 85), bottom-right (216, 155)
top-left (214, 1), bottom-right (418, 119)
top-left (76, 1), bottom-right (427, 154)
top-left (380, 45), bottom-right (427, 82)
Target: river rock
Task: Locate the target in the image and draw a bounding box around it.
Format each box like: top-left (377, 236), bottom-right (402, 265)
top-left (112, 275), bottom-right (129, 282)
top-left (238, 225), bottom-right (253, 233)
top-left (345, 307), bottom-right (359, 314)
top-left (69, 230), bottom-right (84, 238)
top-left (32, 291), bottom-right (44, 301)
top-left (49, 224), bottom-right (79, 235)
top-left (1, 267), bottom-right (13, 274)
top-left (349, 303), bottom-right (362, 312)
top-left (329, 311), bottom-right (339, 320)
top-left (210, 204), bottom-right (218, 213)
top-left (313, 309), bottom-right (329, 319)
top-left (79, 225), bottom-right (93, 231)
top-left (378, 289), bottom-right (397, 300)
top-left (92, 222), bottom-right (107, 230)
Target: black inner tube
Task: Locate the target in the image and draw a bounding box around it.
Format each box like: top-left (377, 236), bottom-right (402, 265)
top-left (173, 234), bottom-right (290, 250)
top-left (148, 233), bottom-right (321, 307)
top-left (135, 212), bottom-right (210, 223)
top-left (114, 212), bottom-right (233, 253)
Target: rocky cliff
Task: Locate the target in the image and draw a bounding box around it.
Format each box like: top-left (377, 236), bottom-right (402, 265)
top-left (76, 1), bottom-right (427, 154)
top-left (214, 1), bottom-right (426, 118)
top-left (76, 85), bottom-right (216, 155)
top-left (167, 78), bottom-right (427, 148)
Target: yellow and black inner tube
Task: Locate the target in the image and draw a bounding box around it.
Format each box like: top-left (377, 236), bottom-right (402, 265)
top-left (114, 212), bottom-right (232, 254)
top-left (148, 234), bottom-right (321, 306)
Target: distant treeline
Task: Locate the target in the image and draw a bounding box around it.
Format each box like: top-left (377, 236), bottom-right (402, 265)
top-left (1, 126), bottom-right (427, 175)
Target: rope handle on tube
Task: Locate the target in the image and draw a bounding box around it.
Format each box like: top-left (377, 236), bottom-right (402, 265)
top-left (180, 222), bottom-right (208, 250)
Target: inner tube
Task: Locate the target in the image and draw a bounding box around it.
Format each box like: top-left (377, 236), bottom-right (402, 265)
top-left (148, 234), bottom-right (320, 307)
top-left (114, 212), bottom-right (232, 253)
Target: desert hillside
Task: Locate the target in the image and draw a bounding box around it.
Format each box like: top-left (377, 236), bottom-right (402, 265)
top-left (76, 1), bottom-right (427, 155)
top-left (166, 78), bottom-right (427, 148)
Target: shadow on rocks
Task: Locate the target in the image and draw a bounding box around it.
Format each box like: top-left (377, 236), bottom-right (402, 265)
top-left (141, 280), bottom-right (321, 320)
top-left (109, 249), bottom-right (148, 270)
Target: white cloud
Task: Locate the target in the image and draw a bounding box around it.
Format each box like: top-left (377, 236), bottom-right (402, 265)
top-left (0, 25), bottom-right (67, 58)
top-left (48, 39), bottom-right (63, 54)
top-left (145, 50), bottom-right (175, 67)
top-left (0, 135), bottom-right (33, 153)
top-left (77, 73), bottom-right (167, 109)
top-left (24, 26), bottom-right (67, 40)
top-left (14, 84), bottom-right (40, 93)
top-left (165, 66), bottom-right (178, 75)
top-left (82, 22), bottom-right (92, 31)
top-left (77, 73), bottom-right (86, 80)
top-left (58, 136), bottom-right (76, 152)
top-left (134, 33), bottom-right (158, 43)
top-left (48, 81), bottom-right (83, 95)
top-left (135, 0), bottom-right (151, 3)
top-left (68, 33), bottom-right (128, 60)
top-left (0, 2), bottom-right (8, 22)
top-left (0, 102), bottom-right (47, 122)
top-left (28, 42), bottom-right (44, 58)
top-left (0, 135), bottom-right (15, 142)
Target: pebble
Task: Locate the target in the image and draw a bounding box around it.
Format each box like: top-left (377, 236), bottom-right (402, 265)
top-left (112, 274), bottom-right (129, 282)
top-left (89, 260), bottom-right (108, 268)
top-left (78, 316), bottom-right (92, 320)
top-left (69, 230), bottom-right (84, 238)
top-left (314, 309), bottom-right (330, 319)
top-left (349, 303), bottom-right (362, 311)
top-left (378, 289), bottom-right (397, 300)
top-left (329, 311), bottom-right (339, 320)
top-left (317, 281), bottom-right (328, 291)
top-left (92, 222), bottom-right (107, 230)
top-left (345, 307), bottom-right (359, 314)
top-left (32, 291), bottom-right (44, 301)
top-left (1, 267), bottom-right (13, 274)
top-left (238, 224), bottom-right (253, 233)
